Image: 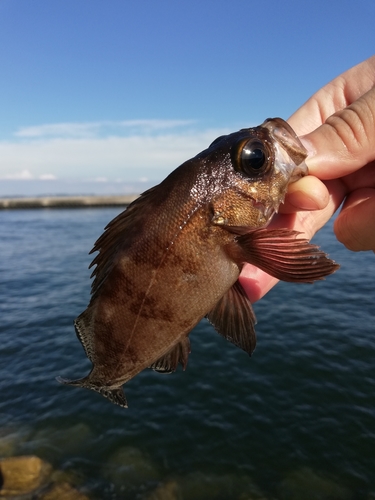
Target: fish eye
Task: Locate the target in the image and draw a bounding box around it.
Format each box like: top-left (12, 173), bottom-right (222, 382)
top-left (239, 139), bottom-right (270, 176)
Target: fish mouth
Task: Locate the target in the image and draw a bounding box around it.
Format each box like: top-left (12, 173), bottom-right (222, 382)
top-left (289, 160), bottom-right (309, 183)
top-left (263, 118), bottom-right (309, 185)
top-left (251, 158), bottom-right (308, 222)
top-left (271, 137), bottom-right (309, 187)
top-left (251, 199), bottom-right (276, 222)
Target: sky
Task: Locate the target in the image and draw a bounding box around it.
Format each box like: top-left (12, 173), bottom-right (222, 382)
top-left (0, 0), bottom-right (374, 196)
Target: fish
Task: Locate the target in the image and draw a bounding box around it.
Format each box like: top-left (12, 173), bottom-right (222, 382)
top-left (58, 117), bottom-right (339, 408)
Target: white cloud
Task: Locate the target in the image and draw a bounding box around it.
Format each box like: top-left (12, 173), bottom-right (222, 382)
top-left (14, 119), bottom-right (196, 139)
top-left (0, 170), bottom-right (58, 181)
top-left (0, 120), bottom-right (232, 183)
top-left (39, 173), bottom-right (57, 180)
top-left (2, 169), bottom-right (34, 180)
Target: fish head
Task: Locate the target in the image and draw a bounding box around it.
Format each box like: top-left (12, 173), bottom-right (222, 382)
top-left (201, 117), bottom-right (308, 229)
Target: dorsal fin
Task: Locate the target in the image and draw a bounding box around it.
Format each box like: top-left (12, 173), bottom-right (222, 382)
top-left (88, 186), bottom-right (160, 296)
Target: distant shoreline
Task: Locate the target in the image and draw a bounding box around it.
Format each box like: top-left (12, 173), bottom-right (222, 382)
top-left (0, 195), bottom-right (139, 209)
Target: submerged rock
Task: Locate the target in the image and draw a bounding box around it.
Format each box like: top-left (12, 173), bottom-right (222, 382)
top-left (0, 455), bottom-right (52, 497)
top-left (0, 427), bottom-right (31, 459)
top-left (176, 472), bottom-right (266, 500)
top-left (143, 479), bottom-right (181, 500)
top-left (278, 467), bottom-right (352, 500)
top-left (39, 481), bottom-right (89, 500)
top-left (22, 423), bottom-right (93, 462)
top-left (0, 436), bottom-right (18, 459)
top-left (142, 473), bottom-right (269, 500)
top-left (103, 446), bottom-right (160, 489)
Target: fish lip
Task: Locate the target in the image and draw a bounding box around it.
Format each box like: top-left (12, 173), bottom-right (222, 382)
top-left (251, 199), bottom-right (276, 221)
top-left (289, 160), bottom-right (309, 183)
top-left (262, 117), bottom-right (308, 167)
top-left (262, 117), bottom-right (309, 184)
top-left (263, 205), bottom-right (276, 220)
top-left (270, 136), bottom-right (308, 186)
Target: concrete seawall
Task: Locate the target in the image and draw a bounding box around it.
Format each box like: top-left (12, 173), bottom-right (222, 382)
top-left (0, 195), bottom-right (139, 209)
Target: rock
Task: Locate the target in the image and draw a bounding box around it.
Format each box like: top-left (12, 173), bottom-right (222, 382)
top-left (143, 480), bottom-right (181, 500)
top-left (0, 436), bottom-right (17, 459)
top-left (39, 481), bottom-right (90, 500)
top-left (176, 472), bottom-right (265, 500)
top-left (238, 494), bottom-right (270, 500)
top-left (278, 467), bottom-right (352, 500)
top-left (103, 446), bottom-right (160, 489)
top-left (49, 468), bottom-right (83, 487)
top-left (0, 455), bottom-right (52, 497)
top-left (0, 427), bottom-right (31, 459)
top-left (23, 423), bottom-right (93, 462)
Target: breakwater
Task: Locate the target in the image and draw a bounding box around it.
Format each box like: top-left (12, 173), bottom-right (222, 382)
top-left (0, 195), bottom-right (138, 209)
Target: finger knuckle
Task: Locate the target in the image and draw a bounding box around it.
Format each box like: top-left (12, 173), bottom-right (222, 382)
top-left (325, 108), bottom-right (365, 159)
top-left (334, 210), bottom-right (362, 251)
top-left (324, 95), bottom-right (375, 162)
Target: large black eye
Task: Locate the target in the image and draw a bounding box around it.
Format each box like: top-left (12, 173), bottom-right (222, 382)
top-left (240, 139), bottom-right (269, 176)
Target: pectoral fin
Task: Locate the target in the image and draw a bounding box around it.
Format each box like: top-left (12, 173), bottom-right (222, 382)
top-left (149, 337), bottom-right (191, 374)
top-left (232, 228), bottom-right (339, 283)
top-left (207, 280), bottom-right (257, 356)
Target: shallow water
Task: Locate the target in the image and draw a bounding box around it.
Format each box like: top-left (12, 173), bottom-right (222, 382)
top-left (0, 208), bottom-right (374, 499)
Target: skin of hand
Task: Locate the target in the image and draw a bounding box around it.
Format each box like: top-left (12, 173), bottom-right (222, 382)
top-left (240, 55), bottom-right (375, 303)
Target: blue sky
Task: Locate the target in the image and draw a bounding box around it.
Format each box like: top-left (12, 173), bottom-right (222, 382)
top-left (0, 0), bottom-right (374, 196)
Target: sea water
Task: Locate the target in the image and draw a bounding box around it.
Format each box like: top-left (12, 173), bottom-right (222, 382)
top-left (0, 208), bottom-right (374, 499)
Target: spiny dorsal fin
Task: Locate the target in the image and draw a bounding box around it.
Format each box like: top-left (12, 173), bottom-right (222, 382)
top-left (149, 337), bottom-right (191, 374)
top-left (88, 186), bottom-right (160, 296)
top-left (206, 280), bottom-right (257, 356)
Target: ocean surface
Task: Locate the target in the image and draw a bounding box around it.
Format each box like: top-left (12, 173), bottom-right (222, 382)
top-left (0, 207), bottom-right (374, 500)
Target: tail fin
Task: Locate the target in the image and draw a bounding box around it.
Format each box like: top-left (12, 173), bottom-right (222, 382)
top-left (56, 376), bottom-right (128, 408)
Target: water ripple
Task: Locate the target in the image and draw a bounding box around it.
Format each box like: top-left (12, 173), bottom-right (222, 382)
top-left (0, 208), bottom-right (374, 499)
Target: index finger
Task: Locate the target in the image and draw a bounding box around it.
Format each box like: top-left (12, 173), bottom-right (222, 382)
top-left (302, 86), bottom-right (375, 179)
top-left (288, 55), bottom-right (375, 136)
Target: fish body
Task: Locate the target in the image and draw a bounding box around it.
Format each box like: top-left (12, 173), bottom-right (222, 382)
top-left (59, 118), bottom-right (339, 407)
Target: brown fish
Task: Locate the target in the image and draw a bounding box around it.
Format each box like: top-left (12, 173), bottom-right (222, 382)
top-left (58, 118), bottom-right (339, 407)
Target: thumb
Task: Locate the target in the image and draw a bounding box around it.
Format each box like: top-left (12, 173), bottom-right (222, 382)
top-left (301, 87), bottom-right (375, 180)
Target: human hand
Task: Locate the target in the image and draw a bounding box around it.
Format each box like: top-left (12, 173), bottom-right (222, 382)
top-left (240, 55), bottom-right (375, 302)
top-left (297, 56), bottom-right (375, 252)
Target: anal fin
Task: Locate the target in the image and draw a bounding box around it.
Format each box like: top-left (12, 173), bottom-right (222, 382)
top-left (74, 307), bottom-right (95, 362)
top-left (149, 337), bottom-right (191, 374)
top-left (206, 280), bottom-right (257, 356)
